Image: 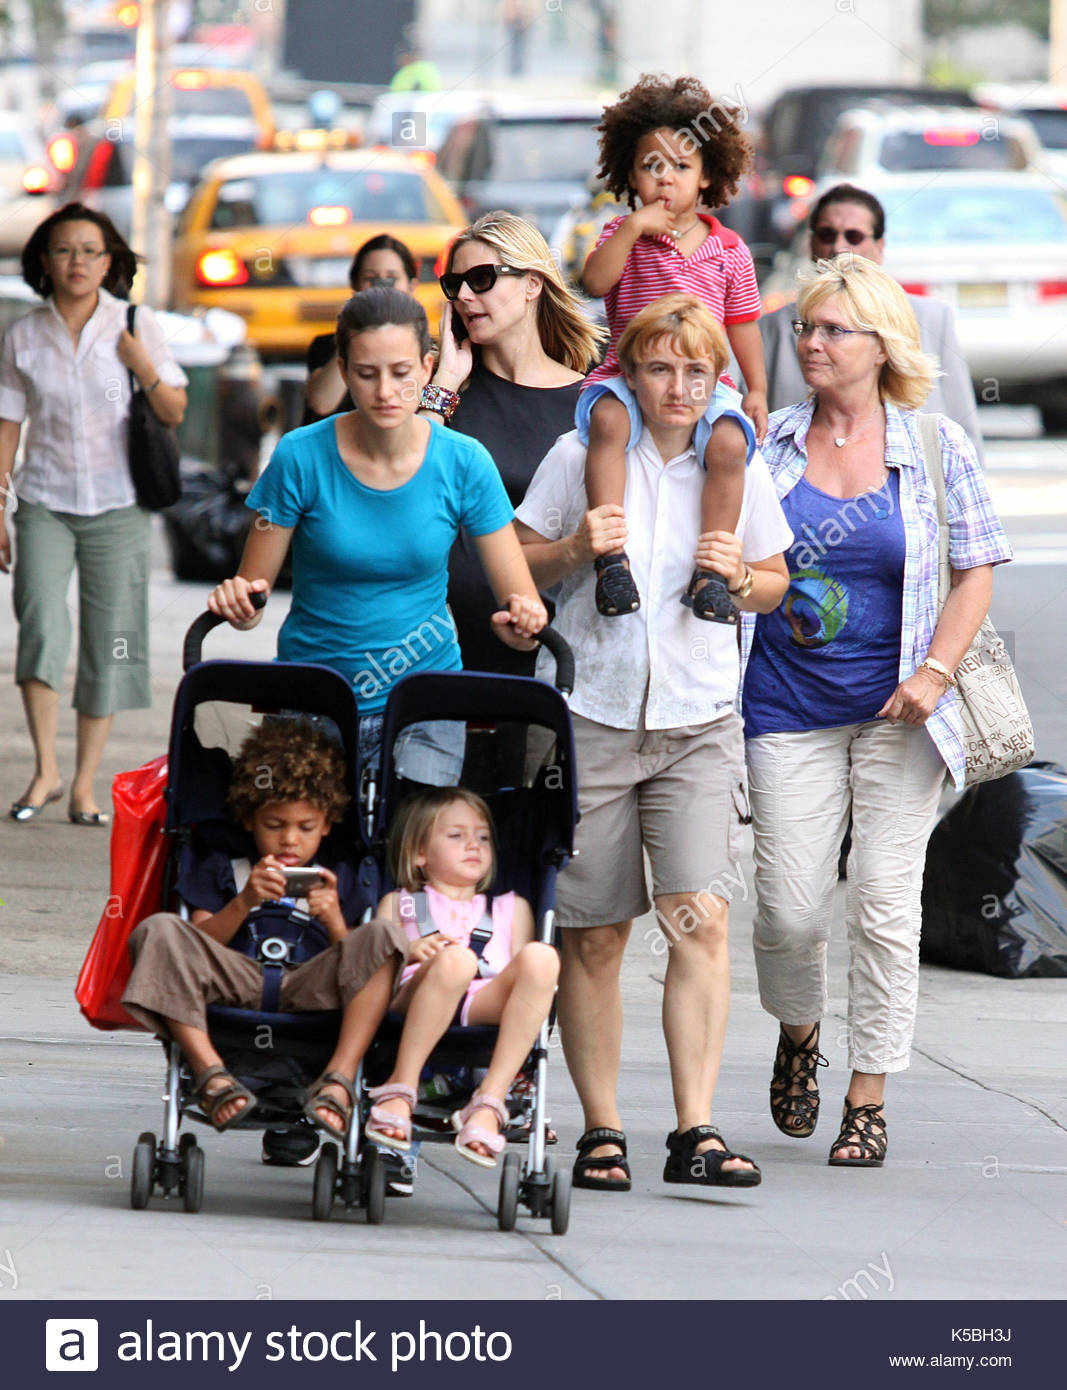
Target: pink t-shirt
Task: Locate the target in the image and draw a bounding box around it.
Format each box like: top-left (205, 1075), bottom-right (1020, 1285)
top-left (587, 213), bottom-right (762, 385)
top-left (397, 886), bottom-right (516, 991)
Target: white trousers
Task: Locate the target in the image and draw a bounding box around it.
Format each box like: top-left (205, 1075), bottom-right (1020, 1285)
top-left (746, 720), bottom-right (946, 1074)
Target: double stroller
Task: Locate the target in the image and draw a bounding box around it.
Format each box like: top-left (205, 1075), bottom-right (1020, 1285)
top-left (119, 598), bottom-right (578, 1234)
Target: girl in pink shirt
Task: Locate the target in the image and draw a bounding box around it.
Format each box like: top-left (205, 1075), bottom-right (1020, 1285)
top-left (364, 788), bottom-right (558, 1168)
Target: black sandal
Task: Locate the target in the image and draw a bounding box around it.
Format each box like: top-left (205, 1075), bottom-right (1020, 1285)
top-left (680, 568), bottom-right (738, 625)
top-left (827, 1101), bottom-right (887, 1167)
top-left (770, 1023), bottom-right (829, 1138)
top-left (594, 553), bottom-right (640, 616)
top-left (572, 1127), bottom-right (631, 1191)
top-left (663, 1125), bottom-right (761, 1188)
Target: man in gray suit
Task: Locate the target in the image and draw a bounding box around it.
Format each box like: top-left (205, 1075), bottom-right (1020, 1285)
top-left (760, 183), bottom-right (984, 461)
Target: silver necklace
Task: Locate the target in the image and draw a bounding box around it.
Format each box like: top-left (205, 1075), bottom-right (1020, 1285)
top-left (823, 403), bottom-right (882, 448)
top-left (669, 220), bottom-right (700, 239)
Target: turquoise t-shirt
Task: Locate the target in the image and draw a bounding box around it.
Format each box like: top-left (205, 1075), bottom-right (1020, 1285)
top-left (246, 417), bottom-right (513, 712)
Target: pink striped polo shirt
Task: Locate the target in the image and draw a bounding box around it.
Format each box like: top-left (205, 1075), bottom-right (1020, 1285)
top-left (587, 213), bottom-right (762, 385)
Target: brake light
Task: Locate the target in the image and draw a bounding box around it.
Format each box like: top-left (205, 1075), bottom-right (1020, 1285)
top-left (923, 129), bottom-right (980, 147)
top-left (22, 165), bottom-right (50, 193)
top-left (308, 204), bottom-right (351, 226)
top-left (195, 248), bottom-right (249, 287)
top-left (433, 242), bottom-right (455, 278)
top-left (783, 175), bottom-right (814, 198)
top-left (46, 134), bottom-right (77, 174)
top-left (116, 3), bottom-right (140, 25)
top-left (82, 140), bottom-right (113, 191)
top-left (898, 283), bottom-right (929, 296)
top-left (173, 71), bottom-right (208, 90)
top-left (1038, 280), bottom-right (1067, 299)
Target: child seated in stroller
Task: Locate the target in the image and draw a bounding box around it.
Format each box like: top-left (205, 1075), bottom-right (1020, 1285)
top-left (364, 788), bottom-right (559, 1168)
top-left (122, 720), bottom-right (408, 1136)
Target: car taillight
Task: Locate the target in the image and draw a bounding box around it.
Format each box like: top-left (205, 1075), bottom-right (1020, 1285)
top-left (433, 242), bottom-right (455, 279)
top-left (1038, 280), bottom-right (1067, 299)
top-left (22, 165), bottom-right (50, 194)
top-left (82, 140), bottom-right (113, 191)
top-left (782, 175), bottom-right (814, 198)
top-left (923, 129), bottom-right (980, 147)
top-left (898, 283), bottom-right (929, 296)
top-left (116, 2), bottom-right (140, 25)
top-left (195, 248), bottom-right (249, 287)
top-left (46, 134), bottom-right (77, 174)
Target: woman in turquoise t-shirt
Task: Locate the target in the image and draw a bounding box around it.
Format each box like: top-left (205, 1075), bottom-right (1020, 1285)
top-left (208, 287), bottom-right (547, 769)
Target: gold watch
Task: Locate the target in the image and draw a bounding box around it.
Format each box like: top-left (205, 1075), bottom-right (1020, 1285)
top-left (728, 566), bottom-right (754, 599)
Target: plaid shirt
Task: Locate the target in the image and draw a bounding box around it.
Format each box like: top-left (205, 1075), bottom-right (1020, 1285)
top-left (740, 400), bottom-right (1013, 790)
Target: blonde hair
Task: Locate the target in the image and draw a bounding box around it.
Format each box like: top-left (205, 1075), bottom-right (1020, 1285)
top-left (445, 211), bottom-right (606, 373)
top-left (796, 255), bottom-right (939, 409)
top-left (389, 787), bottom-right (496, 894)
top-left (617, 293), bottom-right (730, 377)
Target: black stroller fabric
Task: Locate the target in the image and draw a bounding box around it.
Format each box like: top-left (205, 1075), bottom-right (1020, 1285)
top-left (921, 762), bottom-right (1067, 978)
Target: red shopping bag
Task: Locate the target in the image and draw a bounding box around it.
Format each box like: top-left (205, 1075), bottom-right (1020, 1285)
top-left (75, 754), bottom-right (170, 1030)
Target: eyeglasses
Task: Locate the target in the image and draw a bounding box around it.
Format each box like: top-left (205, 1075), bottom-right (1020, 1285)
top-left (439, 263), bottom-right (526, 300)
top-left (47, 245), bottom-right (108, 261)
top-left (792, 320), bottom-right (879, 342)
top-left (812, 227), bottom-right (871, 247)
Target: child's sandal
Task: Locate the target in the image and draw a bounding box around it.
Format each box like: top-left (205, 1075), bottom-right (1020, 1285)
top-left (303, 1070), bottom-right (356, 1138)
top-left (681, 568), bottom-right (738, 625)
top-left (365, 1082), bottom-right (417, 1151)
top-left (594, 552), bottom-right (640, 616)
top-left (451, 1092), bottom-right (509, 1168)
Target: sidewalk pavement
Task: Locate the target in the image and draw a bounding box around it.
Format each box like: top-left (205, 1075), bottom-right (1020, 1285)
top-left (0, 521), bottom-right (1064, 1300)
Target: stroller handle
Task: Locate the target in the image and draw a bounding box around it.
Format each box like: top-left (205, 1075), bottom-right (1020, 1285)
top-left (534, 625), bottom-right (574, 696)
top-left (183, 589), bottom-right (268, 671)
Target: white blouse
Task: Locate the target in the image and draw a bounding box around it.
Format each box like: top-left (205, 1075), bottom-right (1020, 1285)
top-left (0, 286), bottom-right (188, 516)
top-left (517, 427), bottom-right (794, 731)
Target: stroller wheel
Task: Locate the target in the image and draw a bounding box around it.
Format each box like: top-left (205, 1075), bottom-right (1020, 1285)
top-left (312, 1142), bottom-right (338, 1221)
top-left (179, 1132), bottom-right (197, 1154)
top-left (130, 1136), bottom-right (154, 1210)
top-left (365, 1146), bottom-right (386, 1226)
top-left (181, 1143), bottom-right (204, 1213)
top-left (498, 1151), bottom-right (520, 1232)
top-left (550, 1161), bottom-right (571, 1236)
top-left (137, 1130), bottom-right (156, 1148)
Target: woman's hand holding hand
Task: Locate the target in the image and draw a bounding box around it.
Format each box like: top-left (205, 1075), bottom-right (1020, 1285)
top-left (407, 933), bottom-right (449, 965)
top-left (207, 575), bottom-right (268, 629)
top-left (491, 592), bottom-right (548, 651)
top-left (573, 504), bottom-right (628, 565)
top-left (116, 328), bottom-right (153, 377)
top-left (242, 855), bottom-right (288, 908)
top-left (877, 668), bottom-right (946, 726)
top-left (433, 303), bottom-right (473, 392)
top-left (694, 529), bottom-right (745, 588)
top-left (0, 514), bottom-right (9, 574)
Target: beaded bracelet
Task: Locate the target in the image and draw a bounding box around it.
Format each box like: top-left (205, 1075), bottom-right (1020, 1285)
top-left (420, 383), bottom-right (460, 421)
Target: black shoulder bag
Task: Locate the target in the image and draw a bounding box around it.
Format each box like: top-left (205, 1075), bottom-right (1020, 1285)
top-left (125, 303), bottom-right (181, 511)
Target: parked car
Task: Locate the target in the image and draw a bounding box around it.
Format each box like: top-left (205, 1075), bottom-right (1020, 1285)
top-left (170, 142), bottom-right (466, 358)
top-left (435, 97), bottom-right (605, 236)
top-left (750, 84), bottom-right (977, 273)
top-left (761, 171), bottom-right (1067, 431)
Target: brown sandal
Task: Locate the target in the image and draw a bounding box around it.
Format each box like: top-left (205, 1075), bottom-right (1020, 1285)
top-left (303, 1070), bottom-right (356, 1138)
top-left (192, 1064), bottom-right (258, 1132)
top-left (827, 1101), bottom-right (887, 1167)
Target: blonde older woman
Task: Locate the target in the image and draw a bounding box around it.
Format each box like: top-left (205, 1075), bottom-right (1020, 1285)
top-left (741, 256), bottom-right (1012, 1167)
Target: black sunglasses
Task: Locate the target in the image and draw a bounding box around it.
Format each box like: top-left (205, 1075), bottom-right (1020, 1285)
top-left (813, 226), bottom-right (870, 246)
top-left (439, 262), bottom-right (526, 300)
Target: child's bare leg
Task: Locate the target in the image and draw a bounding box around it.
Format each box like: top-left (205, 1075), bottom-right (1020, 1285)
top-left (460, 943), bottom-right (559, 1157)
top-left (684, 417), bottom-right (747, 623)
top-left (370, 947), bottom-right (479, 1141)
top-left (167, 1020), bottom-right (252, 1127)
top-left (586, 395), bottom-right (640, 616)
top-left (309, 957), bottom-right (396, 1134)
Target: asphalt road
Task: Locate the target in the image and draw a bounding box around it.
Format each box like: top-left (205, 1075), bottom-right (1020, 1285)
top-left (0, 406), bottom-right (1064, 1301)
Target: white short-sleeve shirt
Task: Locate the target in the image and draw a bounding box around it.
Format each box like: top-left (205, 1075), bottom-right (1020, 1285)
top-left (0, 286), bottom-right (188, 516)
top-left (517, 427), bottom-right (794, 730)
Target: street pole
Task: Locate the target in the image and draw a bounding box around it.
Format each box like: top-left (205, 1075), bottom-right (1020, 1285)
top-left (130, 0), bottom-right (173, 308)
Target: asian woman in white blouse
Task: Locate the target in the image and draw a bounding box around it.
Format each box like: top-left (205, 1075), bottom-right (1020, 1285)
top-left (0, 203), bottom-right (186, 825)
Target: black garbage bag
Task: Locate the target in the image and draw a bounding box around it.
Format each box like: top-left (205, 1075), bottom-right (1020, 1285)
top-left (921, 762), bottom-right (1067, 978)
top-left (162, 468), bottom-right (291, 588)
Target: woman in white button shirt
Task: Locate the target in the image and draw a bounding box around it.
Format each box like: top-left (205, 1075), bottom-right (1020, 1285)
top-left (516, 294), bottom-right (792, 1192)
top-left (0, 203), bottom-right (187, 825)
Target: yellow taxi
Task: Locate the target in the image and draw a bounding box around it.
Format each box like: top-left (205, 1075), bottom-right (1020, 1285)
top-left (104, 67), bottom-right (275, 147)
top-left (170, 142), bottom-right (466, 358)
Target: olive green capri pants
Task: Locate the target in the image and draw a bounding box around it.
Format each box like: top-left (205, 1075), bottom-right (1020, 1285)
top-left (12, 499), bottom-right (151, 717)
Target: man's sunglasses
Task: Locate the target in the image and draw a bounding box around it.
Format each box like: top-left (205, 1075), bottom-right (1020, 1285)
top-left (813, 226), bottom-right (870, 247)
top-left (440, 263), bottom-right (526, 300)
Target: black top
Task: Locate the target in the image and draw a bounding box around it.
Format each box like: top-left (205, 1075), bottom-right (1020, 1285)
top-left (446, 360), bottom-right (583, 676)
top-left (301, 331), bottom-right (352, 426)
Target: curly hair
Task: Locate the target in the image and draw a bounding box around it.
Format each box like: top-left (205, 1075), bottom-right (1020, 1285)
top-left (21, 202), bottom-right (141, 298)
top-left (595, 73), bottom-right (753, 210)
top-left (227, 719), bottom-right (351, 826)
